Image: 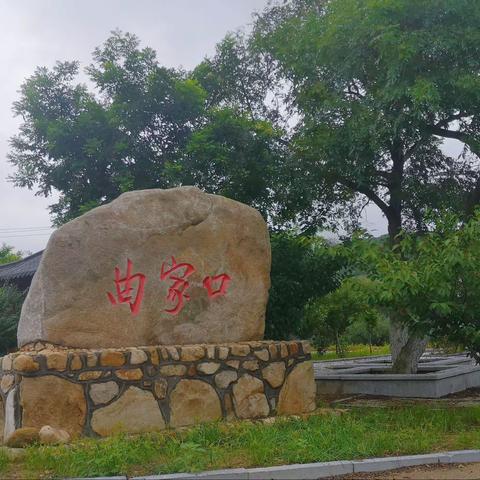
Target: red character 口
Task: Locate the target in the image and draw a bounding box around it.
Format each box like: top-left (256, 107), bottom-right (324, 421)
top-left (203, 273), bottom-right (231, 298)
top-left (107, 258), bottom-right (146, 316)
top-left (160, 256), bottom-right (195, 315)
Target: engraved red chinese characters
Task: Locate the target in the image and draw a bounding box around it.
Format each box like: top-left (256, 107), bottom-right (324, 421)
top-left (160, 257), bottom-right (195, 315)
top-left (107, 259), bottom-right (146, 315)
top-left (203, 274), bottom-right (231, 298)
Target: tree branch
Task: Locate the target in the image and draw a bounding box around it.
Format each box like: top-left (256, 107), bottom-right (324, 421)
top-left (406, 112), bottom-right (469, 161)
top-left (435, 111), bottom-right (468, 130)
top-left (426, 125), bottom-right (467, 142)
top-left (341, 178), bottom-right (390, 216)
top-left (346, 83), bottom-right (364, 99)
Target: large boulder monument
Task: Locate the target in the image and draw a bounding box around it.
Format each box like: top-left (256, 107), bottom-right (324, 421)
top-left (19, 187), bottom-right (270, 348)
top-left (0, 187), bottom-right (316, 442)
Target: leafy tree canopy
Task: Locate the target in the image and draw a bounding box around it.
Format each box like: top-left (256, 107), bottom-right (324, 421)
top-left (9, 31), bottom-right (207, 224)
top-left (168, 108), bottom-right (289, 223)
top-left (266, 233), bottom-right (344, 339)
top-left (244, 0), bottom-right (480, 370)
top-left (303, 276), bottom-right (382, 356)
top-left (249, 0), bottom-right (480, 237)
top-left (9, 31), bottom-right (287, 227)
top-left (337, 212), bottom-right (480, 364)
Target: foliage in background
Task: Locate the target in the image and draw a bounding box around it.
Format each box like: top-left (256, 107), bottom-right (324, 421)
top-left (252, 0), bottom-right (480, 238)
top-left (11, 2), bottom-right (480, 234)
top-left (335, 212), bottom-right (480, 365)
top-left (249, 0), bottom-right (480, 371)
top-left (344, 315), bottom-right (390, 348)
top-left (303, 277), bottom-right (383, 356)
top-left (8, 31), bottom-right (286, 227)
top-left (0, 284), bottom-right (25, 355)
top-left (0, 245), bottom-right (24, 354)
top-left (312, 344), bottom-right (390, 361)
top-left (168, 109), bottom-right (286, 222)
top-left (8, 32), bottom-right (207, 225)
top-left (0, 244), bottom-right (21, 265)
top-left (266, 233), bottom-right (344, 340)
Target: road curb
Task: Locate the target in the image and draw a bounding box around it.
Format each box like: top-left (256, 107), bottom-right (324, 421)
top-left (77, 449), bottom-right (480, 479)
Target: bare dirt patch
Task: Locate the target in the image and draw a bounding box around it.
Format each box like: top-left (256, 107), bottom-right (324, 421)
top-left (318, 388), bottom-right (480, 410)
top-left (338, 462), bottom-right (480, 479)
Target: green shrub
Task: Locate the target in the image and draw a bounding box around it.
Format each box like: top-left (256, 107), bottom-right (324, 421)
top-left (0, 244), bottom-right (21, 265)
top-left (0, 284), bottom-right (26, 355)
top-left (328, 211), bottom-right (480, 363)
top-left (266, 233), bottom-right (344, 340)
top-left (302, 277), bottom-right (380, 356)
top-left (344, 315), bottom-right (390, 346)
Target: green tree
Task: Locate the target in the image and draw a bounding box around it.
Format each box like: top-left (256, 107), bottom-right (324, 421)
top-left (0, 246), bottom-right (23, 354)
top-left (0, 285), bottom-right (25, 355)
top-left (249, 0), bottom-right (480, 371)
top-left (252, 0), bottom-right (480, 235)
top-left (304, 276), bottom-right (380, 356)
top-left (9, 31), bottom-right (207, 225)
top-left (193, 31), bottom-right (340, 231)
top-left (266, 233), bottom-right (344, 339)
top-left (338, 213), bottom-right (480, 370)
top-left (193, 33), bottom-right (282, 124)
top-left (9, 31), bottom-right (286, 229)
top-left (169, 108), bottom-right (287, 221)
top-left (0, 244), bottom-right (21, 265)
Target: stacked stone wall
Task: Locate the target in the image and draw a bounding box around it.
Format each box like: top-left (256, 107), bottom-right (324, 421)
top-left (0, 341), bottom-right (315, 440)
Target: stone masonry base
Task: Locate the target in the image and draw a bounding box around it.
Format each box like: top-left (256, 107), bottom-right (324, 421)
top-left (0, 340), bottom-right (315, 440)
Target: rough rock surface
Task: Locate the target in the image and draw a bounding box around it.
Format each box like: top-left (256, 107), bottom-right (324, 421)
top-left (18, 187), bottom-right (270, 349)
top-left (262, 362), bottom-right (286, 388)
top-left (20, 376), bottom-right (86, 436)
top-left (89, 381), bottom-right (119, 405)
top-left (232, 374), bottom-right (270, 419)
top-left (0, 375), bottom-right (14, 393)
top-left (0, 396), bottom-right (4, 442)
top-left (170, 379), bottom-right (222, 427)
top-left (39, 425), bottom-right (71, 445)
top-left (277, 362), bottom-right (316, 414)
top-left (3, 389), bottom-right (16, 443)
top-left (5, 427), bottom-right (39, 448)
top-left (91, 387), bottom-right (165, 436)
top-left (215, 370), bottom-right (238, 389)
top-left (153, 379), bottom-right (168, 399)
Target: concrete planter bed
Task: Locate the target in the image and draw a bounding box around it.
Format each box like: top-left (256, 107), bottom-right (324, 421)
top-left (315, 354), bottom-right (480, 398)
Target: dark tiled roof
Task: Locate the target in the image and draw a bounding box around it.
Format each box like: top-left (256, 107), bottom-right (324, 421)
top-left (0, 251), bottom-right (43, 281)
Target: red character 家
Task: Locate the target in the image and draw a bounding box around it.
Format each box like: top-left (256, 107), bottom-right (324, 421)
top-left (107, 258), bottom-right (146, 315)
top-left (160, 256), bottom-right (195, 315)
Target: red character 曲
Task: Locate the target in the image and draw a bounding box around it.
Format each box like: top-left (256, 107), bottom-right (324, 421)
top-left (107, 258), bottom-right (146, 316)
top-left (203, 273), bottom-right (231, 298)
top-left (160, 256), bottom-right (195, 315)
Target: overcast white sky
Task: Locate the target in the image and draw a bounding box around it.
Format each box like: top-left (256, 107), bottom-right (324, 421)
top-left (0, 0), bottom-right (275, 253)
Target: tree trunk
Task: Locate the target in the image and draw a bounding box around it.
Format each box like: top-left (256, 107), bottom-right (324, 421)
top-left (386, 151), bottom-right (427, 374)
top-left (390, 320), bottom-right (427, 374)
top-left (335, 331), bottom-right (343, 357)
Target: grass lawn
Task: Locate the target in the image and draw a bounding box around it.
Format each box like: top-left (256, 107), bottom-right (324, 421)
top-left (312, 344), bottom-right (390, 361)
top-left (3, 404), bottom-right (480, 479)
